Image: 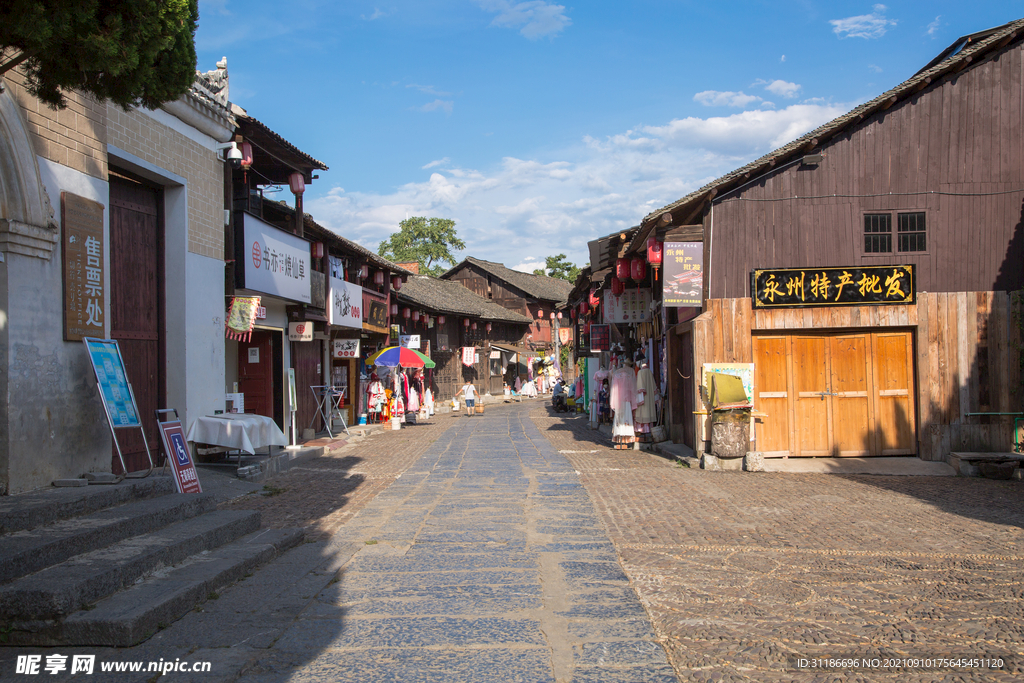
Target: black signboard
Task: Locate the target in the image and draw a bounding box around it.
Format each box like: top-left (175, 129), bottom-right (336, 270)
top-left (367, 299), bottom-right (387, 328)
top-left (590, 324), bottom-right (611, 352)
top-left (751, 265), bottom-right (915, 309)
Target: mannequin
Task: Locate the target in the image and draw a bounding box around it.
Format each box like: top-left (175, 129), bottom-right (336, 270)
top-left (610, 358), bottom-right (637, 449)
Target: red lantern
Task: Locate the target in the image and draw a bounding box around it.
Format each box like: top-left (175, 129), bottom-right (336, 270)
top-left (438, 315), bottom-right (446, 325)
top-left (550, 312), bottom-right (555, 320)
top-left (578, 301), bottom-right (587, 316)
top-left (412, 310), bottom-right (420, 322)
top-left (288, 172), bottom-right (305, 195)
top-left (537, 309), bottom-right (544, 319)
top-left (463, 318), bottom-right (471, 328)
top-left (392, 276), bottom-right (403, 291)
top-left (616, 257), bottom-right (629, 280)
top-left (486, 322), bottom-right (492, 332)
top-left (630, 257), bottom-right (646, 282)
top-left (358, 264), bottom-right (369, 279)
top-left (646, 237), bottom-right (663, 266)
top-left (557, 311), bottom-right (563, 320)
top-left (402, 307), bottom-right (411, 319)
top-left (374, 270), bottom-right (385, 285)
top-left (390, 304), bottom-right (398, 316)
top-left (239, 141), bottom-right (254, 168)
top-left (471, 322), bottom-right (478, 330)
top-left (588, 289), bottom-right (600, 308)
top-left (611, 277), bottom-right (625, 296)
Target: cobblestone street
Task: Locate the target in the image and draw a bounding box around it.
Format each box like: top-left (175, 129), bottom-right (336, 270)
top-left (533, 407), bottom-right (1024, 682)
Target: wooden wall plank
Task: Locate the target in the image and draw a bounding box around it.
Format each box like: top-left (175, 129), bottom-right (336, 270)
top-left (957, 292), bottom-right (971, 418)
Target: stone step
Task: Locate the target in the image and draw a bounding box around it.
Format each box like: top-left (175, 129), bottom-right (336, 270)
top-left (0, 509), bottom-right (261, 621)
top-left (0, 476), bottom-right (176, 535)
top-left (12, 527), bottom-right (305, 647)
top-left (0, 492), bottom-right (217, 584)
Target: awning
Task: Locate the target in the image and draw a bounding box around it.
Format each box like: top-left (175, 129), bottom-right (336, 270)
top-left (491, 343), bottom-right (540, 358)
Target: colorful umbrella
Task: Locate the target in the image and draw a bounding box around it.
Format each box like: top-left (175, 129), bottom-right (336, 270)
top-left (367, 346), bottom-right (436, 368)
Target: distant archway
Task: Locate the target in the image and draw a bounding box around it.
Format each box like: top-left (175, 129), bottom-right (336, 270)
top-left (0, 80), bottom-right (57, 259)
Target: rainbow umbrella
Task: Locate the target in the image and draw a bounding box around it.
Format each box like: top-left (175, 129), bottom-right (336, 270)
top-left (367, 346), bottom-right (436, 368)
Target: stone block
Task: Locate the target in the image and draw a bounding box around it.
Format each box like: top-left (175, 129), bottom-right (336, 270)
top-left (744, 451), bottom-right (766, 472)
top-left (719, 456), bottom-right (744, 471)
top-left (701, 455), bottom-right (720, 471)
top-left (83, 472), bottom-right (119, 484)
top-left (53, 479), bottom-right (88, 487)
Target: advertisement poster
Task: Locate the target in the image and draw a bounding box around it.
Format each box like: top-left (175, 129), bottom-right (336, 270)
top-left (590, 324), bottom-right (610, 353)
top-left (663, 242), bottom-right (703, 307)
top-left (603, 288), bottom-right (652, 324)
top-left (333, 338), bottom-right (360, 359)
top-left (400, 335), bottom-right (421, 349)
top-left (83, 338), bottom-right (140, 428)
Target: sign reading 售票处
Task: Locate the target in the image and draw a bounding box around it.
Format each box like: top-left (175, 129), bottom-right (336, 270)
top-left (751, 265), bottom-right (915, 309)
top-left (62, 193), bottom-right (105, 341)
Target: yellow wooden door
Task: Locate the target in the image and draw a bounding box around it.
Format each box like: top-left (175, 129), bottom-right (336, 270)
top-left (872, 331), bottom-right (916, 454)
top-left (753, 336), bottom-right (791, 456)
top-left (829, 334), bottom-right (874, 456)
top-left (791, 336), bottom-right (831, 456)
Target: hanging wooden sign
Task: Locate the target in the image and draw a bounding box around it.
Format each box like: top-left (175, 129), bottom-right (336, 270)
top-left (751, 265), bottom-right (915, 309)
top-left (62, 193), bottom-right (105, 341)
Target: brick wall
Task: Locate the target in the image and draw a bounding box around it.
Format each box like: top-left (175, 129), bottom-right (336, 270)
top-left (4, 70), bottom-right (107, 179)
top-left (106, 105), bottom-right (224, 260)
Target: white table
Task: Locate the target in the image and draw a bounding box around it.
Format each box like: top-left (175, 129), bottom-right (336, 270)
top-left (186, 414), bottom-right (288, 455)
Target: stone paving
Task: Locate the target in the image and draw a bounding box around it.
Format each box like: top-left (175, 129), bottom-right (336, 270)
top-left (534, 408), bottom-right (1024, 682)
top-left (4, 401), bottom-right (1024, 682)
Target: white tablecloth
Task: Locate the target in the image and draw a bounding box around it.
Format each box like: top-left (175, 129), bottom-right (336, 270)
top-left (186, 414), bottom-right (288, 454)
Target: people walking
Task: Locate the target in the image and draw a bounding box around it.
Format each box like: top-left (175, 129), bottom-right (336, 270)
top-left (457, 378), bottom-right (478, 417)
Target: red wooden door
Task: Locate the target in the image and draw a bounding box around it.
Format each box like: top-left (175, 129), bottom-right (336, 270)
top-left (292, 339), bottom-right (321, 434)
top-left (109, 175), bottom-right (163, 473)
top-left (238, 331), bottom-right (274, 418)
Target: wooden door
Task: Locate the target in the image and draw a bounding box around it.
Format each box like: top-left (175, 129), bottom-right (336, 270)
top-left (753, 330), bottom-right (916, 457)
top-left (753, 336), bottom-right (790, 456)
top-left (792, 336), bottom-right (831, 456)
top-left (680, 331), bottom-right (695, 449)
top-left (292, 339), bottom-right (321, 434)
top-left (830, 334), bottom-right (874, 456)
top-left (873, 332), bottom-right (916, 454)
top-left (109, 175), bottom-right (163, 473)
top-left (238, 331), bottom-right (274, 418)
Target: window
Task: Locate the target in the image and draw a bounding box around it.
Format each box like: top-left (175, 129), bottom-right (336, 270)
top-left (863, 212), bottom-right (926, 253)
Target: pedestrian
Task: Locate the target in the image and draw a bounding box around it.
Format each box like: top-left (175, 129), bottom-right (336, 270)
top-left (457, 378), bottom-right (478, 417)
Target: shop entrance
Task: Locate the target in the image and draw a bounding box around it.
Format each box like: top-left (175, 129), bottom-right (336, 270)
top-left (109, 173), bottom-right (163, 474)
top-left (753, 330), bottom-right (916, 457)
top-left (238, 330), bottom-right (282, 426)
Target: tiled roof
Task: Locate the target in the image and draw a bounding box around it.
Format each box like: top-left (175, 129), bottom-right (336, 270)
top-left (632, 16), bottom-right (1024, 252)
top-left (234, 110), bottom-right (329, 172)
top-left (395, 276), bottom-right (534, 323)
top-left (442, 257), bottom-right (574, 304)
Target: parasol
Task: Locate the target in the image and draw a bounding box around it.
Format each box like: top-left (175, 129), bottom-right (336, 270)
top-left (367, 346), bottom-right (436, 369)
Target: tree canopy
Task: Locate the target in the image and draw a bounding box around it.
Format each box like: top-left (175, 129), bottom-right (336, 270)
top-left (0, 0), bottom-right (199, 110)
top-left (532, 254), bottom-right (581, 283)
top-left (378, 217), bottom-right (466, 277)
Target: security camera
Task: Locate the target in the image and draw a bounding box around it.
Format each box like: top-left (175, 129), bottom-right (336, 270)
top-left (216, 141), bottom-right (243, 169)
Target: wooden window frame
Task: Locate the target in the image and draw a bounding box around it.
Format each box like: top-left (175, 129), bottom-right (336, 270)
top-left (861, 210), bottom-right (929, 257)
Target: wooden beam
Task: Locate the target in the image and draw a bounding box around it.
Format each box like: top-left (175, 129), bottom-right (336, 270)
top-left (881, 95), bottom-right (898, 110)
top-left (659, 212), bottom-right (673, 225)
top-left (915, 76), bottom-right (933, 92)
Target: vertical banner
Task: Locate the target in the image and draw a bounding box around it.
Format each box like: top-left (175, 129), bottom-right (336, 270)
top-left (158, 418), bottom-right (202, 493)
top-left (663, 242), bottom-right (703, 307)
top-left (62, 193), bottom-right (105, 341)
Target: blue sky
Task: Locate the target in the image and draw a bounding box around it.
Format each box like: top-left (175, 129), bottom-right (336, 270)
top-left (195, 1), bottom-right (1021, 272)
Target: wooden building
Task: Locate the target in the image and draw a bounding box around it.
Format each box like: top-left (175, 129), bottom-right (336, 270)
top-left (629, 18), bottom-right (1024, 461)
top-left (441, 257), bottom-right (573, 350)
top-left (393, 276), bottom-right (533, 399)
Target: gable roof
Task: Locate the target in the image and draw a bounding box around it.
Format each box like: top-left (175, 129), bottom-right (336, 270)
top-left (441, 256), bottom-right (574, 304)
top-left (395, 276), bottom-right (534, 323)
top-left (628, 16), bottom-right (1024, 256)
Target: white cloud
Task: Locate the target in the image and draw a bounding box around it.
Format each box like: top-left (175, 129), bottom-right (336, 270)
top-left (512, 258), bottom-right (546, 273)
top-left (754, 79), bottom-right (801, 98)
top-left (694, 90), bottom-right (762, 108)
top-left (868, 64), bottom-right (883, 73)
top-left (306, 102), bottom-right (847, 268)
top-left (476, 1), bottom-right (571, 39)
top-left (926, 16), bottom-right (941, 37)
top-left (780, 55), bottom-right (786, 62)
top-left (361, 7), bottom-right (394, 21)
top-left (417, 99), bottom-right (454, 114)
top-left (830, 4), bottom-right (897, 39)
top-left (408, 84), bottom-right (451, 96)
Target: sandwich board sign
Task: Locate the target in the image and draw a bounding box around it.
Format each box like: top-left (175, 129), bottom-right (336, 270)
top-left (156, 410), bottom-right (201, 494)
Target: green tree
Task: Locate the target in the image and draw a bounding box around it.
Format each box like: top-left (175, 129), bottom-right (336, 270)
top-left (533, 254), bottom-right (580, 283)
top-left (378, 217), bottom-right (466, 277)
top-left (0, 0), bottom-right (199, 110)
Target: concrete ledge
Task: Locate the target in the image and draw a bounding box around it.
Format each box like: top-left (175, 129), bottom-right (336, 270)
top-left (762, 457), bottom-right (956, 476)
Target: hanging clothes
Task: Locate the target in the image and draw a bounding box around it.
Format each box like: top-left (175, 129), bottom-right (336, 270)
top-left (610, 363), bottom-right (638, 448)
top-left (634, 364), bottom-right (659, 437)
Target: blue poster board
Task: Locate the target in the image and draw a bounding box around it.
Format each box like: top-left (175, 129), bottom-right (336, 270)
top-left (84, 338), bottom-right (140, 427)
